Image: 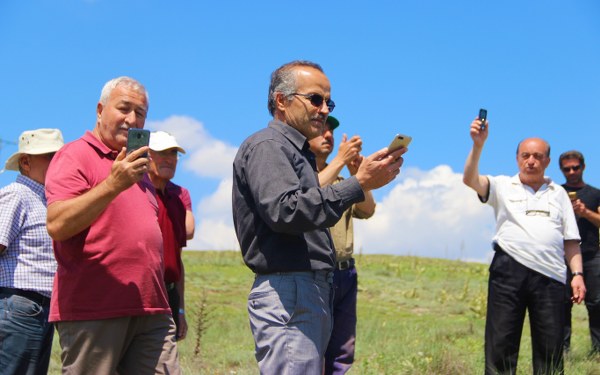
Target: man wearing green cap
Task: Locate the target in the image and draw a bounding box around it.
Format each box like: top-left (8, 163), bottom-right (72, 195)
top-left (309, 115), bottom-right (376, 375)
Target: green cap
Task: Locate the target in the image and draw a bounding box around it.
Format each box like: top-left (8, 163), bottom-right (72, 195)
top-left (326, 115), bottom-right (339, 130)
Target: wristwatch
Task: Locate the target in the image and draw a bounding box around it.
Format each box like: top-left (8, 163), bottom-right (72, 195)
top-left (572, 271), bottom-right (584, 277)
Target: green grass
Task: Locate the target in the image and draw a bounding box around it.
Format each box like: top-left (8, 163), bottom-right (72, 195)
top-left (48, 251), bottom-right (600, 374)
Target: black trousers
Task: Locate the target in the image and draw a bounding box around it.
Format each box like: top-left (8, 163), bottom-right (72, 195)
top-left (485, 248), bottom-right (565, 375)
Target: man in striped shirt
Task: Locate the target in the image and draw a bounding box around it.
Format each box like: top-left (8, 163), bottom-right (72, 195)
top-left (0, 128), bottom-right (64, 375)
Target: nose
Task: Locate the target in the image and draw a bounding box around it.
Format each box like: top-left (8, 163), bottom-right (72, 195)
top-left (124, 110), bottom-right (139, 125)
top-left (318, 101), bottom-right (330, 115)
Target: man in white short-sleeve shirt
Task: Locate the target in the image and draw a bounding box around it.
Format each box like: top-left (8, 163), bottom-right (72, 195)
top-left (463, 116), bottom-right (586, 375)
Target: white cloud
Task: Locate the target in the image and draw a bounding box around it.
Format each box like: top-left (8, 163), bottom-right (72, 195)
top-left (354, 165), bottom-right (496, 263)
top-left (146, 115), bottom-right (237, 179)
top-left (150, 116), bottom-right (496, 263)
top-left (185, 161), bottom-right (496, 263)
top-left (185, 178), bottom-right (238, 251)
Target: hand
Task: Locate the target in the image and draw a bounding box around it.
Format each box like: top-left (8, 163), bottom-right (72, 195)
top-left (470, 118), bottom-right (488, 146)
top-left (105, 147), bottom-right (150, 193)
top-left (355, 146), bottom-right (407, 192)
top-left (335, 134), bottom-right (362, 166)
top-left (570, 275), bottom-right (587, 304)
top-left (347, 154), bottom-right (363, 176)
top-left (177, 313), bottom-right (188, 341)
top-left (572, 199), bottom-right (587, 217)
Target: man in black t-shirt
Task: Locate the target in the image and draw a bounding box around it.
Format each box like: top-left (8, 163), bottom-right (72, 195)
top-left (560, 150), bottom-right (600, 356)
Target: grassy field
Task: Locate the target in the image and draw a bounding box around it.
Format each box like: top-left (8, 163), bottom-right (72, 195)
top-left (48, 251), bottom-right (599, 374)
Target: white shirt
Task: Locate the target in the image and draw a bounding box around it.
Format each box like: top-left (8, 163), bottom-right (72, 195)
top-left (484, 174), bottom-right (580, 283)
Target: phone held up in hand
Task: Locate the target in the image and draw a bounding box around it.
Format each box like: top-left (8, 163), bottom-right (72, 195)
top-left (126, 128), bottom-right (150, 158)
top-left (478, 108), bottom-right (488, 131)
top-left (387, 134), bottom-right (412, 154)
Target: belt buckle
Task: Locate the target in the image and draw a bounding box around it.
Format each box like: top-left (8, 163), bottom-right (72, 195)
top-left (337, 260), bottom-right (351, 270)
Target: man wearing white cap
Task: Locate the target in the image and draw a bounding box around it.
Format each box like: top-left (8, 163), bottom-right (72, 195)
top-left (0, 128), bottom-right (64, 374)
top-left (148, 131), bottom-right (195, 341)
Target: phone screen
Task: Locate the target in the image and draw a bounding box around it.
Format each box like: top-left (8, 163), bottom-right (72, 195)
top-left (126, 129), bottom-right (150, 158)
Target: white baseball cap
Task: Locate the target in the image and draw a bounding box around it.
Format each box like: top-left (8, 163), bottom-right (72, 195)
top-left (149, 131), bottom-right (186, 154)
top-left (4, 128), bottom-right (65, 171)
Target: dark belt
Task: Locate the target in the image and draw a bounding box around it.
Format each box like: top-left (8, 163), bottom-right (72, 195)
top-left (0, 287), bottom-right (51, 306)
top-left (337, 258), bottom-right (355, 270)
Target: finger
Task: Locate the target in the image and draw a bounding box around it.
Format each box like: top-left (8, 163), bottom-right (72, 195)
top-left (388, 147), bottom-right (407, 160)
top-left (372, 147), bottom-right (391, 161)
top-left (115, 147), bottom-right (127, 161)
top-left (127, 146), bottom-right (150, 161)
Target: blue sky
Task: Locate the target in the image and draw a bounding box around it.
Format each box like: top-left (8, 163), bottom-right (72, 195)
top-left (1, 1), bottom-right (599, 262)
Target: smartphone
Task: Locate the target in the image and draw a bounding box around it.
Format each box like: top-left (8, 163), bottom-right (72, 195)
top-left (568, 191), bottom-right (578, 201)
top-left (126, 128), bottom-right (150, 158)
top-left (387, 134), bottom-right (412, 153)
top-left (479, 108), bottom-right (488, 130)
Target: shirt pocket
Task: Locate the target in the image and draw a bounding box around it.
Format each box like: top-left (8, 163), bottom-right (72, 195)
top-left (506, 193), bottom-right (527, 215)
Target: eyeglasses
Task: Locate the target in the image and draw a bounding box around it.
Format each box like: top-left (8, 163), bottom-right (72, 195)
top-left (561, 165), bottom-right (581, 172)
top-left (525, 189), bottom-right (550, 217)
top-left (291, 93), bottom-right (335, 112)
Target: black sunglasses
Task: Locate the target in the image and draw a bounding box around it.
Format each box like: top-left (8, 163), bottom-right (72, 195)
top-left (562, 165), bottom-right (581, 172)
top-left (292, 93), bottom-right (335, 112)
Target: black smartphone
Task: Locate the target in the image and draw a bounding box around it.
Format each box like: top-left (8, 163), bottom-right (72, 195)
top-left (126, 128), bottom-right (150, 158)
top-left (478, 108), bottom-right (488, 130)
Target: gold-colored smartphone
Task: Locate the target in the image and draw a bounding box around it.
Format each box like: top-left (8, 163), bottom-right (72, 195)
top-left (387, 134), bottom-right (412, 153)
top-left (568, 191), bottom-right (578, 201)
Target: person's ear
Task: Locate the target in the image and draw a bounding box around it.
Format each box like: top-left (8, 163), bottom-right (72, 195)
top-left (18, 155), bottom-right (31, 173)
top-left (96, 102), bottom-right (104, 122)
top-left (275, 92), bottom-right (288, 113)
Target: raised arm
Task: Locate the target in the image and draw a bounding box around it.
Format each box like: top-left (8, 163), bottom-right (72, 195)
top-left (346, 154), bottom-right (376, 217)
top-left (47, 147), bottom-right (150, 241)
top-left (572, 200), bottom-right (600, 228)
top-left (318, 134), bottom-right (362, 187)
top-left (463, 118), bottom-right (490, 197)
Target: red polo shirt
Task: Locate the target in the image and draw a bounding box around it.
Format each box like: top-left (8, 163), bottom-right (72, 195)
top-left (157, 181), bottom-right (191, 283)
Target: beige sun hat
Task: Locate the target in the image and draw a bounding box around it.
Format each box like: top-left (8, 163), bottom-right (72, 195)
top-left (4, 128), bottom-right (65, 171)
top-left (149, 131), bottom-right (186, 153)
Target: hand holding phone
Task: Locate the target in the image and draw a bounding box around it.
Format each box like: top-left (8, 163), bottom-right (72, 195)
top-left (478, 108), bottom-right (488, 131)
top-left (387, 134), bottom-right (412, 154)
top-left (126, 129), bottom-right (150, 158)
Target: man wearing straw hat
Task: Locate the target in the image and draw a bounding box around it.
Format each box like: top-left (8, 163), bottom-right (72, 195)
top-left (0, 128), bottom-right (64, 375)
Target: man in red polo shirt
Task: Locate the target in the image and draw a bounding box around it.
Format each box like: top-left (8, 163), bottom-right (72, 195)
top-left (45, 77), bottom-right (180, 374)
top-left (149, 131), bottom-right (195, 341)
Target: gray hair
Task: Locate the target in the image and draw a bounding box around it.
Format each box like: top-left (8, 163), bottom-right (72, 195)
top-left (267, 60), bottom-right (323, 116)
top-left (99, 76), bottom-right (149, 108)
